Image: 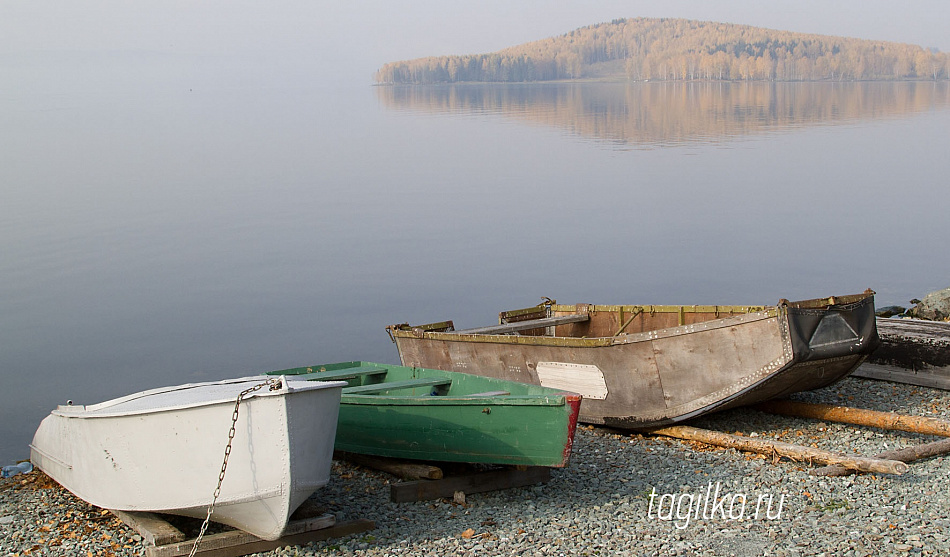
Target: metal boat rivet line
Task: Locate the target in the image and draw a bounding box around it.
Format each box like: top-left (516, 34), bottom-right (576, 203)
top-left (189, 377), bottom-right (283, 557)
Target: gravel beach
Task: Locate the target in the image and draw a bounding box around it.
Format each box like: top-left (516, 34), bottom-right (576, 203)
top-left (3, 375), bottom-right (949, 556)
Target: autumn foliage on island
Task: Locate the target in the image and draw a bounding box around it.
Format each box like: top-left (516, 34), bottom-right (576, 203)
top-left (375, 18), bottom-right (950, 84)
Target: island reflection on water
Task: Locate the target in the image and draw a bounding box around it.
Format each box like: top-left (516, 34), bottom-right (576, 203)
top-left (376, 81), bottom-right (950, 147)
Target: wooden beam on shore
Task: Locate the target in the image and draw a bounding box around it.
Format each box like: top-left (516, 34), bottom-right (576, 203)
top-left (811, 436), bottom-right (950, 476)
top-left (109, 510), bottom-right (186, 546)
top-left (752, 400), bottom-right (950, 437)
top-left (145, 517), bottom-right (373, 557)
top-left (112, 497), bottom-right (375, 557)
top-left (649, 425), bottom-right (908, 475)
top-left (853, 363), bottom-right (950, 391)
top-left (390, 466), bottom-right (550, 503)
top-left (334, 451), bottom-right (443, 480)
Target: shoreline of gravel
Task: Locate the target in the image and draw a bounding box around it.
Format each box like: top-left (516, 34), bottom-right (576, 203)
top-left (3, 375), bottom-right (949, 556)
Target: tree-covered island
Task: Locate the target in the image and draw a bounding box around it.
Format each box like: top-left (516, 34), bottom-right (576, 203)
top-left (375, 18), bottom-right (950, 84)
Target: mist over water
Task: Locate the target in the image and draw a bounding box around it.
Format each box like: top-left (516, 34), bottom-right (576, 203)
top-left (3, 70), bottom-right (949, 462)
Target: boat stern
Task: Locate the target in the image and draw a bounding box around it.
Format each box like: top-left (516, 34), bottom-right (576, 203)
top-left (782, 290), bottom-right (880, 363)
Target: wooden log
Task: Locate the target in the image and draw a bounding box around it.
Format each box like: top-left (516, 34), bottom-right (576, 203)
top-left (753, 400), bottom-right (950, 437)
top-left (649, 425), bottom-right (908, 475)
top-left (812, 436), bottom-right (950, 476)
top-left (390, 466), bottom-right (550, 503)
top-left (335, 451), bottom-right (443, 480)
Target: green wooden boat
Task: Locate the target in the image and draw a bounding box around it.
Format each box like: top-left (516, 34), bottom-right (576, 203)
top-left (265, 361), bottom-right (581, 467)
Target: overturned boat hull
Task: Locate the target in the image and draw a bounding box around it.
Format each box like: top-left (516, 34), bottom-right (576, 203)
top-left (388, 291), bottom-right (879, 428)
top-left (854, 317), bottom-right (950, 389)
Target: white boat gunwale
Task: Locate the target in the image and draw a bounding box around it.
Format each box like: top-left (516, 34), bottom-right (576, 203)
top-left (52, 375), bottom-right (345, 418)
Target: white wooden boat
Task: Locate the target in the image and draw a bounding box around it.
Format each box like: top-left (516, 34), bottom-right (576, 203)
top-left (30, 375), bottom-right (345, 541)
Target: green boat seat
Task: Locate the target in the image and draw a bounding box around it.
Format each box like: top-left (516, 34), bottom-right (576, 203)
top-left (283, 366), bottom-right (389, 382)
top-left (343, 378), bottom-right (452, 395)
top-left (466, 390), bottom-right (511, 397)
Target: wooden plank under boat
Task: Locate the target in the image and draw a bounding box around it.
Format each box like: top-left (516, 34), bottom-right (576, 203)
top-left (265, 361), bottom-right (582, 468)
top-left (29, 376), bottom-right (346, 541)
top-left (386, 290), bottom-right (880, 429)
top-left (853, 317), bottom-right (950, 389)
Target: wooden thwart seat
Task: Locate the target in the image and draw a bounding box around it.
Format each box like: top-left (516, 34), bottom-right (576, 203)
top-left (453, 313), bottom-right (590, 335)
top-left (343, 378), bottom-right (452, 395)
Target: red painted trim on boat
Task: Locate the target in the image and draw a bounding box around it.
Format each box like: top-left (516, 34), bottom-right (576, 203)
top-left (559, 393), bottom-right (583, 466)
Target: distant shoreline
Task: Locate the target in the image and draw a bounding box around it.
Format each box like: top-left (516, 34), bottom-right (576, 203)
top-left (373, 77), bottom-right (949, 86)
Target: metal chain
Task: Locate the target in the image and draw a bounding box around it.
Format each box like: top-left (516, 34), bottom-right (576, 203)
top-left (189, 377), bottom-right (283, 557)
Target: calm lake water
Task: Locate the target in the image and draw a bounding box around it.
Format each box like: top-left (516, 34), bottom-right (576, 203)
top-left (2, 74), bottom-right (949, 462)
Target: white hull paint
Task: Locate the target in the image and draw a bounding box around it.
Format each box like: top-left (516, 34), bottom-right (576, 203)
top-left (30, 376), bottom-right (345, 541)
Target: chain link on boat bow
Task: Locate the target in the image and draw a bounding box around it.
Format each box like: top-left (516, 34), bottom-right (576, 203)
top-left (189, 376), bottom-right (284, 557)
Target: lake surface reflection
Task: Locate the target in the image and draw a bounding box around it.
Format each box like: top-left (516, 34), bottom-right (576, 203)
top-left (2, 76), bottom-right (949, 462)
top-left (377, 81), bottom-right (950, 147)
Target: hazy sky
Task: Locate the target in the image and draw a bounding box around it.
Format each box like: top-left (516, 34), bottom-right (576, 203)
top-left (2, 1), bottom-right (948, 82)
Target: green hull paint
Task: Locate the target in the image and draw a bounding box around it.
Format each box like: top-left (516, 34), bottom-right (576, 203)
top-left (267, 361), bottom-right (581, 467)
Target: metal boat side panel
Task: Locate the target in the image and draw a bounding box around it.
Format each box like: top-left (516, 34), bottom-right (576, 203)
top-left (652, 315), bottom-right (786, 410)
